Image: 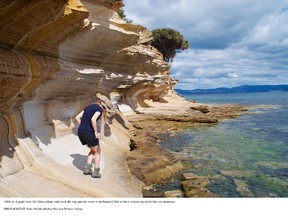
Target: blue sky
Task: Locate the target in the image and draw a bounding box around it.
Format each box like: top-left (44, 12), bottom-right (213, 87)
top-left (123, 0), bottom-right (288, 90)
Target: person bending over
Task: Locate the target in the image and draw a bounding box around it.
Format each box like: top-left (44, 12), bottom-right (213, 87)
top-left (75, 99), bottom-right (107, 178)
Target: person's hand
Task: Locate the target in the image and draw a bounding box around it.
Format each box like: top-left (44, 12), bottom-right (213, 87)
top-left (95, 132), bottom-right (101, 139)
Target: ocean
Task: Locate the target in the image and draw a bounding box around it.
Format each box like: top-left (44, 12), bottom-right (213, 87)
top-left (159, 91), bottom-right (288, 197)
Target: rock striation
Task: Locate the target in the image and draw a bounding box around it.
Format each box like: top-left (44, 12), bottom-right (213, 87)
top-left (126, 97), bottom-right (247, 196)
top-left (0, 0), bottom-right (176, 197)
top-left (0, 0), bottom-right (248, 197)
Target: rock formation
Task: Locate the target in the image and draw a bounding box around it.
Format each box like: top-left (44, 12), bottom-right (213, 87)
top-left (0, 0), bottom-right (178, 197)
top-left (0, 0), bottom-right (248, 197)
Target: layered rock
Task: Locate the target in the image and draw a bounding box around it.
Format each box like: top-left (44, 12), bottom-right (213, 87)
top-left (126, 96), bottom-right (247, 193)
top-left (0, 0), bottom-right (176, 197)
top-left (0, 0), bottom-right (248, 198)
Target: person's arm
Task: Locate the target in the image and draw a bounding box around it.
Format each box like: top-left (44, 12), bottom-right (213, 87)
top-left (91, 111), bottom-right (101, 138)
top-left (75, 111), bottom-right (84, 124)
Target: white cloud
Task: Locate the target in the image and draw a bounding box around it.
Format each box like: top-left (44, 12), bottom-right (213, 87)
top-left (171, 47), bottom-right (288, 89)
top-left (123, 0), bottom-right (288, 89)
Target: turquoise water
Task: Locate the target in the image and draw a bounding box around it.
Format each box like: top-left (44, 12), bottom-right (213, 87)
top-left (159, 92), bottom-right (288, 197)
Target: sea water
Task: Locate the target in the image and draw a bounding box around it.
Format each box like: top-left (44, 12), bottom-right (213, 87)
top-left (159, 92), bottom-right (288, 197)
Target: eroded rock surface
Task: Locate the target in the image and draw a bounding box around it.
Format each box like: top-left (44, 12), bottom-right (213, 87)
top-left (126, 96), bottom-right (247, 196)
top-left (0, 0), bottom-right (248, 197)
top-left (0, 0), bottom-right (176, 197)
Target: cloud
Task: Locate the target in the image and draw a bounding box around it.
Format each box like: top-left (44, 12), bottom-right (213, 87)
top-left (123, 0), bottom-right (288, 89)
top-left (171, 46), bottom-right (288, 89)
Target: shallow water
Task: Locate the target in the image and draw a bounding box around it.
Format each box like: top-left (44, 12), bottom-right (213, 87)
top-left (159, 92), bottom-right (288, 197)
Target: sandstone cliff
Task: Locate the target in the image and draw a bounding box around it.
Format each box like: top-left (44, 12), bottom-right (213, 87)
top-left (0, 0), bottom-right (180, 197)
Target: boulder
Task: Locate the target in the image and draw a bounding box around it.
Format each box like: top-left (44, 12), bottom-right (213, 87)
top-left (165, 190), bottom-right (183, 198)
top-left (181, 177), bottom-right (218, 197)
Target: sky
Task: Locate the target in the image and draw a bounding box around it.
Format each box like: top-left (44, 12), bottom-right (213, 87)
top-left (123, 0), bottom-right (288, 90)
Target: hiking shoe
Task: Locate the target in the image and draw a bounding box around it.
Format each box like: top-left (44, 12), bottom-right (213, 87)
top-left (83, 164), bottom-right (92, 175)
top-left (92, 167), bottom-right (101, 178)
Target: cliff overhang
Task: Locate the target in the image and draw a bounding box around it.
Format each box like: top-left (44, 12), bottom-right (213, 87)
top-left (0, 0), bottom-right (180, 197)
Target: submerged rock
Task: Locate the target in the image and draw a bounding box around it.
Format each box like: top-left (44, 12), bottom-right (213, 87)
top-left (180, 173), bottom-right (218, 197)
top-left (234, 179), bottom-right (254, 197)
top-left (181, 179), bottom-right (217, 197)
top-left (0, 0), bottom-right (171, 197)
top-left (142, 187), bottom-right (165, 198)
top-left (220, 170), bottom-right (256, 177)
top-left (182, 178), bottom-right (210, 189)
top-left (0, 0), bottom-right (249, 198)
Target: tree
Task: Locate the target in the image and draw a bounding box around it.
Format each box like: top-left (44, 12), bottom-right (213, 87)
top-left (118, 7), bottom-right (132, 23)
top-left (151, 28), bottom-right (189, 62)
top-left (116, 1), bottom-right (133, 23)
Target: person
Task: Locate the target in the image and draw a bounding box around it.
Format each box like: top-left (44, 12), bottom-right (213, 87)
top-left (75, 99), bottom-right (107, 178)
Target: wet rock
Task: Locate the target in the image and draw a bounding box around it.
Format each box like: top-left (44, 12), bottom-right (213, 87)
top-left (181, 172), bottom-right (203, 180)
top-left (165, 190), bottom-right (183, 198)
top-left (255, 162), bottom-right (288, 169)
top-left (234, 179), bottom-right (254, 197)
top-left (179, 172), bottom-right (220, 197)
top-left (204, 174), bottom-right (226, 181)
top-left (142, 187), bottom-right (165, 197)
top-left (181, 180), bottom-right (218, 197)
top-left (207, 104), bottom-right (248, 120)
top-left (127, 121), bottom-right (185, 185)
top-left (190, 105), bottom-right (210, 114)
top-left (181, 178), bottom-right (217, 197)
top-left (220, 170), bottom-right (255, 177)
top-left (164, 115), bottom-right (218, 123)
top-left (126, 101), bottom-right (249, 190)
top-left (182, 178), bottom-right (210, 189)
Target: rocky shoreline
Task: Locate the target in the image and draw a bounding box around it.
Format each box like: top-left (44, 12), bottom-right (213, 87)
top-left (125, 98), bottom-right (248, 197)
top-left (0, 0), bottom-right (252, 198)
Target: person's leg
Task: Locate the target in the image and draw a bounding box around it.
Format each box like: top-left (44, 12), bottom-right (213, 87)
top-left (87, 146), bottom-right (95, 164)
top-left (93, 145), bottom-right (101, 168)
top-left (91, 145), bottom-right (101, 178)
top-left (84, 144), bottom-right (94, 175)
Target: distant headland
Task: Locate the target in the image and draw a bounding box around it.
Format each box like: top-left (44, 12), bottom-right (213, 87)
top-left (175, 84), bottom-right (288, 94)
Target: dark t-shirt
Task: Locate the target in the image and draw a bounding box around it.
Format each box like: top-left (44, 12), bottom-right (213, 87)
top-left (78, 104), bottom-right (103, 132)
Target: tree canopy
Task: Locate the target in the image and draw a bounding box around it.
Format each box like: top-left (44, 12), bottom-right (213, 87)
top-left (118, 8), bottom-right (132, 23)
top-left (151, 28), bottom-right (189, 62)
top-left (117, 1), bottom-right (133, 23)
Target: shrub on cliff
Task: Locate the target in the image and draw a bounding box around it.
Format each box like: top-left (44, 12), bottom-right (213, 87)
top-left (118, 1), bottom-right (133, 23)
top-left (151, 28), bottom-right (189, 62)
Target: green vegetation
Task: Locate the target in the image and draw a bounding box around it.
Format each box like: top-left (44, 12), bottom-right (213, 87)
top-left (151, 28), bottom-right (189, 62)
top-left (118, 7), bottom-right (132, 23)
top-left (117, 1), bottom-right (133, 23)
top-left (118, 3), bottom-right (188, 62)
